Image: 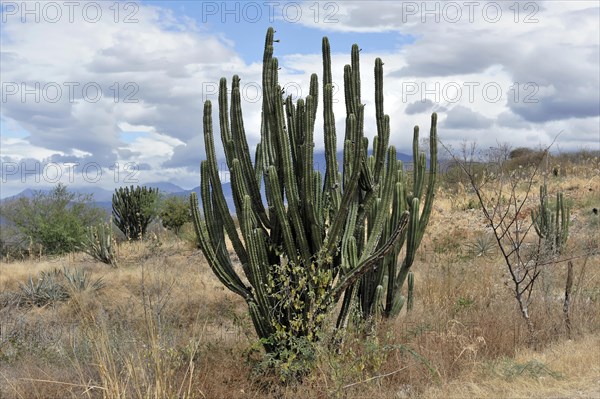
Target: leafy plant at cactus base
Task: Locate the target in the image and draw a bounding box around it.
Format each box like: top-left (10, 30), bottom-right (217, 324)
top-left (112, 185), bottom-right (159, 240)
top-left (190, 27), bottom-right (437, 374)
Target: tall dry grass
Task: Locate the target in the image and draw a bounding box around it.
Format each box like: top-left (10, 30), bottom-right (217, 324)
top-left (0, 166), bottom-right (598, 398)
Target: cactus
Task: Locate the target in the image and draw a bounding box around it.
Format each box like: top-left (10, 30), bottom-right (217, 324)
top-left (83, 217), bottom-right (118, 267)
top-left (532, 184), bottom-right (570, 256)
top-left (353, 112), bottom-right (437, 322)
top-left (407, 271), bottom-right (415, 312)
top-left (190, 27), bottom-right (436, 356)
top-left (112, 185), bottom-right (159, 240)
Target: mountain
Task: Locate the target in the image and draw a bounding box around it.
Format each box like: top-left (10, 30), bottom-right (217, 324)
top-left (146, 182), bottom-right (185, 193)
top-left (1, 151), bottom-right (417, 215)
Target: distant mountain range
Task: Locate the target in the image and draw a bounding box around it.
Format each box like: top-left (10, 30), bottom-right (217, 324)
top-left (1, 151), bottom-right (417, 214)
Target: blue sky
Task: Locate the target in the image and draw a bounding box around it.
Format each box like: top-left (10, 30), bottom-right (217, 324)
top-left (147, 0), bottom-right (414, 63)
top-left (1, 1), bottom-right (599, 197)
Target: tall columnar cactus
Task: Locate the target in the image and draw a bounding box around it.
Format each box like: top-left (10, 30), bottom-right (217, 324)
top-left (190, 28), bottom-right (436, 356)
top-left (532, 184), bottom-right (570, 256)
top-left (112, 185), bottom-right (158, 240)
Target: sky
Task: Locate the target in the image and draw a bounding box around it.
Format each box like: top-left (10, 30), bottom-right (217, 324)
top-left (1, 0), bottom-right (599, 197)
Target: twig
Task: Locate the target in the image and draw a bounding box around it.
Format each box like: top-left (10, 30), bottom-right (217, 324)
top-left (18, 378), bottom-right (107, 390)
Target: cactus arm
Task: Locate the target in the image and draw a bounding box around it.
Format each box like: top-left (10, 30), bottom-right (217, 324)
top-left (241, 195), bottom-right (273, 326)
top-left (201, 162), bottom-right (227, 260)
top-left (190, 192), bottom-right (251, 300)
top-left (272, 86), bottom-right (312, 262)
top-left (285, 95), bottom-right (298, 170)
top-left (201, 100), bottom-right (249, 266)
top-left (320, 114), bottom-right (363, 265)
top-left (230, 76), bottom-right (271, 229)
top-left (323, 83), bottom-right (341, 213)
top-left (373, 58), bottom-right (389, 183)
top-left (359, 147), bottom-right (398, 262)
top-left (407, 271), bottom-right (415, 311)
top-left (416, 113), bottom-right (438, 247)
top-left (351, 44), bottom-right (361, 110)
top-left (265, 165), bottom-right (299, 260)
top-left (321, 40), bottom-right (339, 236)
top-left (330, 211), bottom-right (409, 302)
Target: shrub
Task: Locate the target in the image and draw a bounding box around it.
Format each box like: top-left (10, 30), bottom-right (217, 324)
top-left (0, 183), bottom-right (104, 255)
top-left (159, 195), bottom-right (191, 236)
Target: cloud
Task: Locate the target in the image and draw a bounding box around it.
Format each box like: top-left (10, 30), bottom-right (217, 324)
top-left (1, 2), bottom-right (241, 180)
top-left (443, 105), bottom-right (494, 130)
top-left (1, 0), bottom-right (598, 197)
top-left (405, 99), bottom-right (447, 115)
top-left (297, 1), bottom-right (599, 144)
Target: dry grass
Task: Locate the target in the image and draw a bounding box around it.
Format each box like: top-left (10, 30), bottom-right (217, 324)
top-left (1, 168), bottom-right (599, 399)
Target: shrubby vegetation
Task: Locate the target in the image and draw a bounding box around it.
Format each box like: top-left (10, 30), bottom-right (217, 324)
top-left (159, 195), bottom-right (191, 236)
top-left (0, 183), bottom-right (104, 256)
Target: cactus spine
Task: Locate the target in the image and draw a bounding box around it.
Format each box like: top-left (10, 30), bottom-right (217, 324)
top-left (190, 28), bottom-right (436, 355)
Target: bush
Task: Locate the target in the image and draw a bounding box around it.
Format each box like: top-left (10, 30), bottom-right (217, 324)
top-left (159, 195), bottom-right (191, 236)
top-left (0, 184), bottom-right (105, 256)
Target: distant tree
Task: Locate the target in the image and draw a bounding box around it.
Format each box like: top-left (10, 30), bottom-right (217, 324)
top-left (0, 183), bottom-right (105, 255)
top-left (159, 195), bottom-right (191, 236)
top-left (112, 185), bottom-right (159, 240)
top-left (509, 147), bottom-right (535, 159)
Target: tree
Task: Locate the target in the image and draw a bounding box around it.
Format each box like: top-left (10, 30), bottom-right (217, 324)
top-left (441, 141), bottom-right (564, 347)
top-left (0, 183), bottom-right (105, 255)
top-left (159, 195), bottom-right (191, 236)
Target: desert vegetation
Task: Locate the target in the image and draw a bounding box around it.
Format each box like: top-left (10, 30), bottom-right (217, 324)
top-left (0, 28), bottom-right (598, 398)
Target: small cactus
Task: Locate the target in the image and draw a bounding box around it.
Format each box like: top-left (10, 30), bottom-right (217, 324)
top-left (83, 217), bottom-right (118, 267)
top-left (532, 184), bottom-right (570, 256)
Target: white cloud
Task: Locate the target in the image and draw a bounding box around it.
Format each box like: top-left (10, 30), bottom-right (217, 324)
top-left (1, 1), bottom-right (598, 198)
top-left (293, 0), bottom-right (600, 151)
